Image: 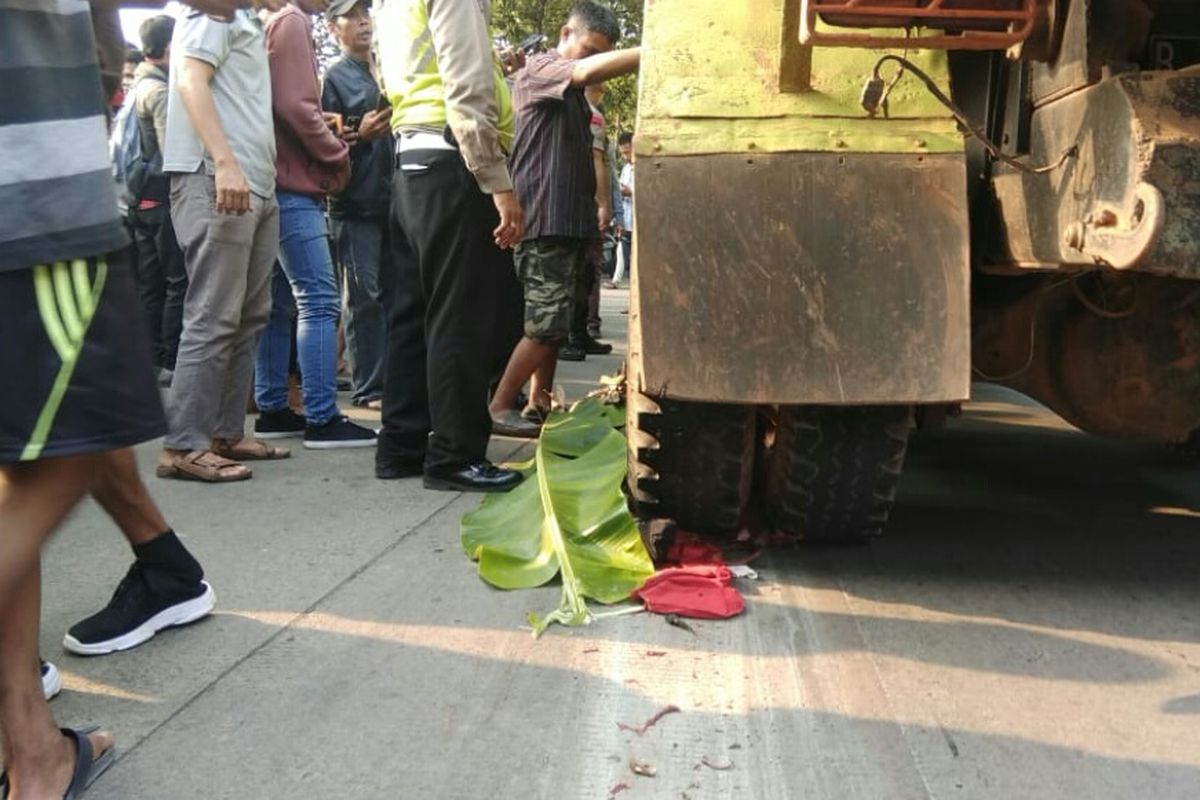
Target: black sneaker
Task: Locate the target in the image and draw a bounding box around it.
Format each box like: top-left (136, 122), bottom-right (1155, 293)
top-left (255, 408), bottom-right (307, 439)
top-left (63, 564), bottom-right (215, 656)
top-left (304, 415), bottom-right (378, 450)
top-left (558, 343), bottom-right (586, 362)
top-left (42, 659), bottom-right (62, 700)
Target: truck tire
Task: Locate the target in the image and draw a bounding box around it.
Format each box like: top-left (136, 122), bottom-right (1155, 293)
top-left (762, 405), bottom-right (914, 543)
top-left (626, 391), bottom-right (756, 535)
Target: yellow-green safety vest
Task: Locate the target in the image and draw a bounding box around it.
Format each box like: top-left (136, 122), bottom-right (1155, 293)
top-left (375, 0), bottom-right (515, 152)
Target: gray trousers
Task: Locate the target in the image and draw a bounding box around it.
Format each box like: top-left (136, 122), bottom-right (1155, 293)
top-left (166, 171), bottom-right (280, 450)
top-left (332, 216), bottom-right (386, 404)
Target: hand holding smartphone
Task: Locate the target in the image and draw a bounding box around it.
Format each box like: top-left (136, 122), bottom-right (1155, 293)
top-left (322, 112), bottom-right (344, 136)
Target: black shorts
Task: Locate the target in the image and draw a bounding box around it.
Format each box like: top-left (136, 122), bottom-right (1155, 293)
top-left (0, 258), bottom-right (166, 463)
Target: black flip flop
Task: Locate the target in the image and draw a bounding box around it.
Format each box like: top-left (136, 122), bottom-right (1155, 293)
top-left (0, 728), bottom-right (111, 800)
top-left (62, 727), bottom-right (115, 800)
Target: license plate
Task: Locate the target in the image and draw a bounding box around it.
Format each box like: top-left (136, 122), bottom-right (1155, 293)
top-left (1148, 35), bottom-right (1200, 70)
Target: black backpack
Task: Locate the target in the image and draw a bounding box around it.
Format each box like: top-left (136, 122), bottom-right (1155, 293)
top-left (110, 72), bottom-right (168, 205)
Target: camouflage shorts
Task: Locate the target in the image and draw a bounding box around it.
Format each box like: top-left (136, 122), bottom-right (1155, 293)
top-left (514, 236), bottom-right (588, 344)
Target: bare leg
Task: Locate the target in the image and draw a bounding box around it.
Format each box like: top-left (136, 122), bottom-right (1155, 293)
top-left (0, 457), bottom-right (112, 798)
top-left (527, 355), bottom-right (558, 414)
top-left (90, 448), bottom-right (167, 546)
top-left (488, 337), bottom-right (556, 418)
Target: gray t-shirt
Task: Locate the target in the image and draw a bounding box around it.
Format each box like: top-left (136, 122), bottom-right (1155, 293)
top-left (163, 9), bottom-right (276, 198)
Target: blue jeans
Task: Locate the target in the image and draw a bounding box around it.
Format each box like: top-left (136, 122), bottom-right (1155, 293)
top-left (332, 217), bottom-right (386, 404)
top-left (254, 192), bottom-right (340, 426)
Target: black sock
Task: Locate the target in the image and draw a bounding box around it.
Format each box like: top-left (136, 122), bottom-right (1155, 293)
top-left (133, 530), bottom-right (204, 586)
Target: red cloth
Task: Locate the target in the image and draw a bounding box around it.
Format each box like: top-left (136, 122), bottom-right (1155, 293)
top-left (665, 535), bottom-right (725, 565)
top-left (633, 565), bottom-right (745, 619)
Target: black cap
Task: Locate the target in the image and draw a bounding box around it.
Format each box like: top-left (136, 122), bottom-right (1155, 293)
top-left (325, 0), bottom-right (368, 20)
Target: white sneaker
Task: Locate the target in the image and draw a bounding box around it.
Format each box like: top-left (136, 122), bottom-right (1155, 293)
top-left (41, 659), bottom-right (62, 700)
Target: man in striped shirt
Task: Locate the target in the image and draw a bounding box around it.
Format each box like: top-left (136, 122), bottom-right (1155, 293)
top-left (0, 2), bottom-right (282, 795)
top-left (487, 1), bottom-right (640, 434)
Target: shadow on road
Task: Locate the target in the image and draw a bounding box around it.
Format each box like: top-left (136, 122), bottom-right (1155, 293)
top-left (796, 394), bottom-right (1200, 648)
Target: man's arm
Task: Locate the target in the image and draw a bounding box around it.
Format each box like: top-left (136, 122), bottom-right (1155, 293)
top-left (267, 13), bottom-right (349, 173)
top-left (594, 149), bottom-right (611, 231)
top-left (144, 79), bottom-right (169, 154)
top-left (426, 0), bottom-right (523, 247)
top-left (176, 56), bottom-right (249, 214)
top-left (320, 67), bottom-right (358, 145)
top-left (320, 68), bottom-right (345, 117)
top-left (609, 154), bottom-right (624, 230)
top-left (572, 48), bottom-right (641, 88)
top-left (426, 0), bottom-right (508, 192)
top-left (323, 66), bottom-right (391, 147)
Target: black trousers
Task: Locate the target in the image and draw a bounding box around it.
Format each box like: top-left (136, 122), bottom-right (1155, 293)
top-left (379, 148), bottom-right (522, 473)
top-left (571, 239), bottom-right (606, 342)
top-left (129, 205), bottom-right (187, 370)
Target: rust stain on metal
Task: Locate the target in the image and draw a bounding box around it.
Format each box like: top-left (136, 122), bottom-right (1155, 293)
top-left (802, 0), bottom-right (1037, 50)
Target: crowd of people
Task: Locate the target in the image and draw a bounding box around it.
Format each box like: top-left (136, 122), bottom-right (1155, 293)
top-left (0, 0), bottom-right (638, 796)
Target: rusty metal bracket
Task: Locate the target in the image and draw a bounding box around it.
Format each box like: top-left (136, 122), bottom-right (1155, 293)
top-left (1062, 183), bottom-right (1166, 270)
top-left (800, 0), bottom-right (1036, 50)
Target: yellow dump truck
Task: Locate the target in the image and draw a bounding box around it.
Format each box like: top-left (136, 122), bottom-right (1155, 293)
top-left (626, 1), bottom-right (1200, 541)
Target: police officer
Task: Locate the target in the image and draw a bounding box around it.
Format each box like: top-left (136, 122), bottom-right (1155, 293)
top-left (374, 0), bottom-right (525, 491)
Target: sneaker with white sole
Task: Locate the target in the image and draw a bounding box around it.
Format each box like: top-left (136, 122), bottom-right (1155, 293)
top-left (42, 659), bottom-right (62, 700)
top-left (304, 415), bottom-right (378, 450)
top-left (63, 564), bottom-right (216, 656)
top-left (255, 408), bottom-right (307, 439)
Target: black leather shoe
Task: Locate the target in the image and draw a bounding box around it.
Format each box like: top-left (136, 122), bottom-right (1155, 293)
top-left (577, 335), bottom-right (613, 355)
top-left (424, 462), bottom-right (523, 493)
top-left (375, 456), bottom-right (424, 480)
top-left (558, 343), bottom-right (586, 362)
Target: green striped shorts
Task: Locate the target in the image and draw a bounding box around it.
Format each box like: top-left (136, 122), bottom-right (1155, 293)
top-left (0, 258), bottom-right (165, 463)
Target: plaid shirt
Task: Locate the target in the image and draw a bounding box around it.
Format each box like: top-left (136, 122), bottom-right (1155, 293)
top-left (509, 51), bottom-right (597, 241)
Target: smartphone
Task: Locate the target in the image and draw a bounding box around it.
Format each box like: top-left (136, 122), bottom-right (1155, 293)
top-left (345, 114), bottom-right (363, 132)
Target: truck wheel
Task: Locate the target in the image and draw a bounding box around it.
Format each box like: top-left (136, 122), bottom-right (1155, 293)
top-left (762, 405), bottom-right (914, 543)
top-left (626, 391), bottom-right (756, 535)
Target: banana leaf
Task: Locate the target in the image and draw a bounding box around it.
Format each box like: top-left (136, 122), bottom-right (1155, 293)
top-left (461, 398), bottom-right (653, 636)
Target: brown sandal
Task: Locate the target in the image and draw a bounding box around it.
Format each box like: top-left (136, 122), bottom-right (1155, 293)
top-left (211, 437), bottom-right (291, 462)
top-left (156, 450), bottom-right (252, 482)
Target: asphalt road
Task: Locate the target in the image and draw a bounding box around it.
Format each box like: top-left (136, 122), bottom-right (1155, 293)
top-left (39, 288), bottom-right (1200, 799)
